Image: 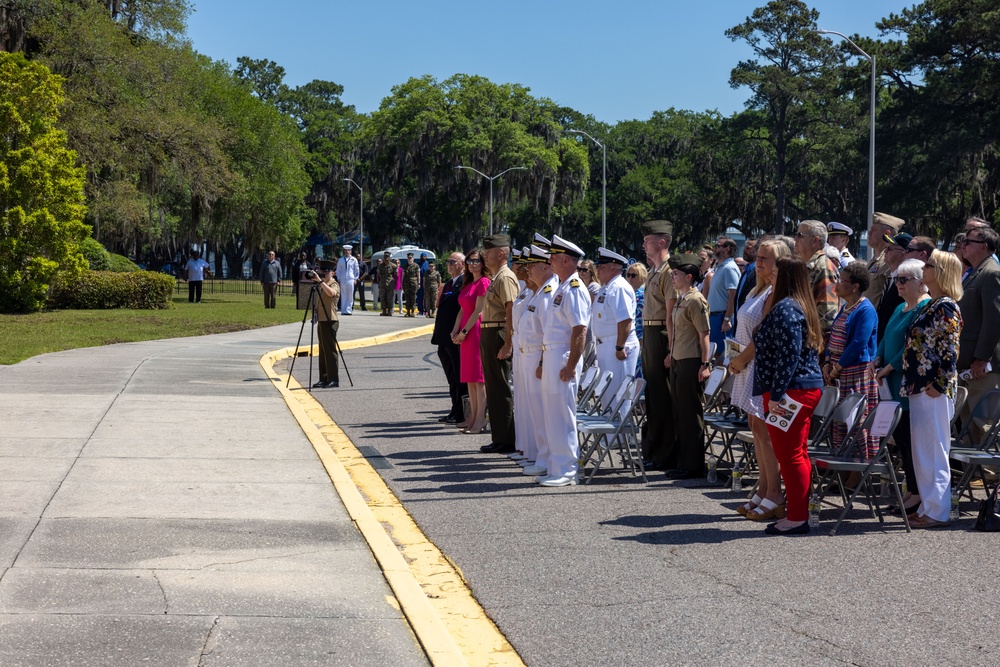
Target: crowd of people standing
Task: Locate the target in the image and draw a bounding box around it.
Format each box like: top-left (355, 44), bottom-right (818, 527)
top-left (427, 213), bottom-right (997, 534)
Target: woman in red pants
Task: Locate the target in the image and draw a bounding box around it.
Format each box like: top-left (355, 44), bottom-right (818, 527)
top-left (752, 256), bottom-right (825, 535)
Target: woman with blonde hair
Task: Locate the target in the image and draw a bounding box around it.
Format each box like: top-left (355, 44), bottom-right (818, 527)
top-left (901, 250), bottom-right (963, 528)
top-left (578, 258), bottom-right (602, 301)
top-left (729, 238), bottom-right (792, 519)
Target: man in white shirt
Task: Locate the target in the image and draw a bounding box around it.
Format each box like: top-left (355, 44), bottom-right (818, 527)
top-left (827, 221), bottom-right (856, 268)
top-left (335, 245), bottom-right (360, 314)
top-left (184, 250), bottom-right (211, 303)
top-left (535, 235), bottom-right (592, 487)
top-left (591, 247), bottom-right (639, 409)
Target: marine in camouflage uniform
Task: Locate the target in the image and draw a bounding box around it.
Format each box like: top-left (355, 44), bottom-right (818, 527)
top-left (403, 253), bottom-right (421, 316)
top-left (378, 253), bottom-right (398, 316)
top-left (423, 263), bottom-right (442, 318)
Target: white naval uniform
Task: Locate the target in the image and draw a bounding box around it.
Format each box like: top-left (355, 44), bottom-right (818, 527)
top-left (839, 248), bottom-right (856, 269)
top-left (539, 272), bottom-right (592, 479)
top-left (511, 282), bottom-right (533, 458)
top-left (518, 275), bottom-right (558, 465)
top-left (336, 255), bottom-right (360, 314)
top-left (591, 274), bottom-right (639, 409)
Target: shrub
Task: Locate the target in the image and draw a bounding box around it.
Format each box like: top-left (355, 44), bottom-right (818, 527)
top-left (79, 237), bottom-right (112, 271)
top-left (107, 253), bottom-right (141, 272)
top-left (49, 270), bottom-right (175, 310)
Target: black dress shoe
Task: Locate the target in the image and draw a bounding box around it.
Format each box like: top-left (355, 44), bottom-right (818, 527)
top-left (324, 380), bottom-right (339, 388)
top-left (665, 468), bottom-right (702, 480)
top-left (764, 522), bottom-right (810, 536)
top-left (312, 381), bottom-right (326, 389)
top-left (480, 443), bottom-right (515, 453)
top-left (444, 415), bottom-right (460, 424)
top-left (643, 460), bottom-right (669, 470)
top-left (438, 415), bottom-right (451, 422)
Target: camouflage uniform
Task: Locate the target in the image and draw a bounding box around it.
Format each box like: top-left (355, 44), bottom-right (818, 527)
top-left (403, 259), bottom-right (421, 316)
top-left (378, 257), bottom-right (398, 316)
top-left (423, 266), bottom-right (442, 317)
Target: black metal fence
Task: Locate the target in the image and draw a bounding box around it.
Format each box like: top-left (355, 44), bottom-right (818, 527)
top-left (174, 279), bottom-right (297, 297)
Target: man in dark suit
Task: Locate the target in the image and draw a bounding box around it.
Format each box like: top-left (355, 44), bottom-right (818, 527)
top-left (432, 252), bottom-right (468, 423)
top-left (957, 225), bottom-right (1000, 438)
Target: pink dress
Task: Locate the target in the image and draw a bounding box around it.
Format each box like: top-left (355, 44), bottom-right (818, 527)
top-left (458, 276), bottom-right (490, 383)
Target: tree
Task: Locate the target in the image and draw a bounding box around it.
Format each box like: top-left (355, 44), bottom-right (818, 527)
top-left (726, 0), bottom-right (849, 233)
top-left (0, 52), bottom-right (88, 313)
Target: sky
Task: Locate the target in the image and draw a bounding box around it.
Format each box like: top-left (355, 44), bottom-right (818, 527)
top-left (185, 0), bottom-right (914, 124)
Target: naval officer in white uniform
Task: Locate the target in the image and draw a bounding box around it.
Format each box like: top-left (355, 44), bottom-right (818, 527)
top-left (335, 245), bottom-right (360, 314)
top-left (591, 247), bottom-right (639, 409)
top-left (827, 221), bottom-right (855, 269)
top-left (519, 243), bottom-right (560, 477)
top-left (509, 247), bottom-right (535, 463)
top-left (535, 235), bottom-right (591, 487)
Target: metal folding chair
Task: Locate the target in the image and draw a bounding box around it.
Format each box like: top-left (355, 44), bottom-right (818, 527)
top-left (813, 401), bottom-right (908, 535)
top-left (579, 378), bottom-right (647, 483)
top-left (950, 388), bottom-right (1000, 512)
top-left (577, 365), bottom-right (601, 405)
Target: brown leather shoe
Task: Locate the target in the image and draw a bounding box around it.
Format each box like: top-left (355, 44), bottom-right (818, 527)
top-left (909, 515), bottom-right (951, 529)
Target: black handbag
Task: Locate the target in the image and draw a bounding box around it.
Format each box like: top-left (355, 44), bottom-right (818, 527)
top-left (974, 482), bottom-right (1000, 532)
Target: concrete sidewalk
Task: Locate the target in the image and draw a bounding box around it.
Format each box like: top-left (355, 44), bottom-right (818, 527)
top-left (0, 317), bottom-right (431, 666)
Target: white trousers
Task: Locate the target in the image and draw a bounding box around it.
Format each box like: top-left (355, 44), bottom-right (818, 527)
top-left (909, 391), bottom-right (954, 522)
top-left (514, 348), bottom-right (543, 462)
top-left (339, 280), bottom-right (355, 313)
top-left (540, 348), bottom-right (581, 478)
top-left (594, 338), bottom-right (638, 410)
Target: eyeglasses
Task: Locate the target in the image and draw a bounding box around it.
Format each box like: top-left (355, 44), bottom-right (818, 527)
top-left (794, 232), bottom-right (811, 239)
top-left (626, 272), bottom-right (638, 278)
top-left (963, 238), bottom-right (988, 245)
top-left (896, 276), bottom-right (915, 285)
top-left (578, 267), bottom-right (590, 273)
top-left (446, 259), bottom-right (462, 264)
top-left (466, 258), bottom-right (482, 265)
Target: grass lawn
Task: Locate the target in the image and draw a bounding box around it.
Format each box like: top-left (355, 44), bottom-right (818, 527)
top-left (0, 293), bottom-right (307, 365)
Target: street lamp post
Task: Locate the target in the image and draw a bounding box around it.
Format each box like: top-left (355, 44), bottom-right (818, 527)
top-left (453, 165), bottom-right (527, 235)
top-left (343, 178), bottom-right (363, 257)
top-left (815, 28), bottom-right (876, 258)
top-left (566, 129), bottom-right (607, 247)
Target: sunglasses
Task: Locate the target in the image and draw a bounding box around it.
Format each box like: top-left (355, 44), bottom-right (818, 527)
top-left (962, 238), bottom-right (988, 245)
top-left (896, 276), bottom-right (915, 285)
top-left (446, 259), bottom-right (462, 264)
top-left (578, 267), bottom-right (590, 273)
top-left (626, 272), bottom-right (639, 278)
top-left (466, 258), bottom-right (482, 265)
top-left (794, 232), bottom-right (811, 239)
top-left (923, 263), bottom-right (937, 270)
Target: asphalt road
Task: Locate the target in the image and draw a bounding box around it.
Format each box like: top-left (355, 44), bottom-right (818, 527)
top-left (295, 327), bottom-right (1000, 667)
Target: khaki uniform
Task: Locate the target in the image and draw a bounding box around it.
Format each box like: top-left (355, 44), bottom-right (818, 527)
top-left (481, 264), bottom-right (519, 447)
top-left (641, 263), bottom-right (678, 466)
top-left (316, 279), bottom-right (341, 384)
top-left (669, 287), bottom-right (710, 473)
top-left (378, 260), bottom-right (397, 315)
top-left (403, 262), bottom-right (421, 315)
top-left (424, 269), bottom-right (442, 316)
top-left (863, 251), bottom-right (890, 310)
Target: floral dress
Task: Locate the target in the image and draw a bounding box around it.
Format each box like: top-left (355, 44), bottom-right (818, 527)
top-left (901, 296), bottom-right (962, 399)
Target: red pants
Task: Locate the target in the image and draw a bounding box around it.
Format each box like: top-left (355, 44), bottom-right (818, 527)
top-left (763, 388), bottom-right (822, 522)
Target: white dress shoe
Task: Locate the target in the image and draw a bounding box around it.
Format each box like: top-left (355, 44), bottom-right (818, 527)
top-left (539, 473), bottom-right (578, 487)
top-left (517, 459), bottom-right (534, 467)
top-left (508, 452), bottom-right (526, 460)
top-left (523, 465), bottom-right (547, 476)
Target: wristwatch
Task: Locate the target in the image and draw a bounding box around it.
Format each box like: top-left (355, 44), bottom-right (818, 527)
top-left (460, 329), bottom-right (468, 335)
top-left (701, 361), bottom-right (712, 368)
top-left (615, 346), bottom-right (625, 351)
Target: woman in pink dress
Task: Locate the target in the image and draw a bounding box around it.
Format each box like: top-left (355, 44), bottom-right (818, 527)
top-left (451, 249), bottom-right (492, 433)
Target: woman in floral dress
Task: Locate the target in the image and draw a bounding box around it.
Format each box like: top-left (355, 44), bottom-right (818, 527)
top-left (901, 250), bottom-right (963, 528)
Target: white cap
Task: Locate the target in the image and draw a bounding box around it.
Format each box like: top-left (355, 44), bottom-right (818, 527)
top-left (342, 244), bottom-right (353, 250)
top-left (826, 222), bottom-right (853, 237)
top-left (549, 234), bottom-right (584, 259)
top-left (596, 247), bottom-right (628, 266)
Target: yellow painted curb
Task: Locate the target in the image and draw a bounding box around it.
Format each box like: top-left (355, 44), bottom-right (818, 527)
top-left (261, 326), bottom-right (524, 667)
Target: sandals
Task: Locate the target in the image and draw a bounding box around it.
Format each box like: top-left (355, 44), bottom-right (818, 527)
top-left (736, 494), bottom-right (763, 516)
top-left (746, 498), bottom-right (787, 521)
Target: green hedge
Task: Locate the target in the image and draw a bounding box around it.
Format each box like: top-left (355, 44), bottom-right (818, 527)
top-left (49, 270), bottom-right (175, 309)
top-left (79, 237), bottom-right (111, 271)
top-left (108, 253), bottom-right (141, 272)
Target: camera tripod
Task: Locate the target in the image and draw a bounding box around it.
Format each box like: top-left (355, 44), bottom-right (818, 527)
top-left (287, 281), bottom-right (353, 390)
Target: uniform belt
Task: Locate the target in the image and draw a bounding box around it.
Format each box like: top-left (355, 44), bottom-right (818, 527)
top-left (542, 344), bottom-right (570, 351)
top-left (480, 322), bottom-right (506, 329)
top-left (710, 310), bottom-right (725, 316)
top-left (643, 319), bottom-right (665, 326)
top-left (519, 344), bottom-right (543, 353)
